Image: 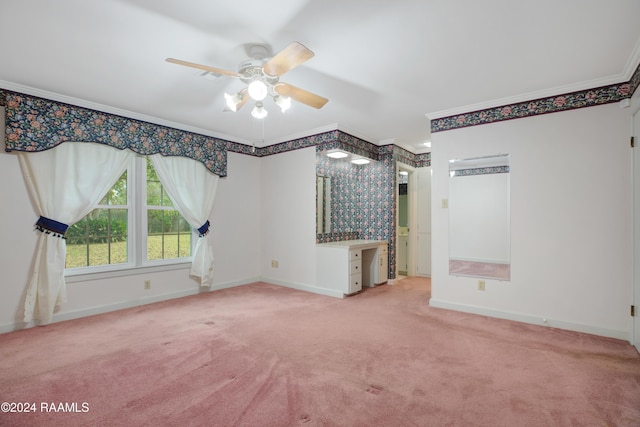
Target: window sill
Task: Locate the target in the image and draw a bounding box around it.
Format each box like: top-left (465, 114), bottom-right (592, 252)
top-left (64, 261), bottom-right (192, 283)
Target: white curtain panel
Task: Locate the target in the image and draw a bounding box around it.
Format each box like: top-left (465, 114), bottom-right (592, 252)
top-left (18, 142), bottom-right (134, 323)
top-left (150, 154), bottom-right (219, 287)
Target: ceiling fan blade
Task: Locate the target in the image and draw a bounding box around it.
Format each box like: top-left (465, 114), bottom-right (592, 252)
top-left (165, 58), bottom-right (240, 78)
top-left (275, 83), bottom-right (328, 109)
top-left (263, 42), bottom-right (314, 77)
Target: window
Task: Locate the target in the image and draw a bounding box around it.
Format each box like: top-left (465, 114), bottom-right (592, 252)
top-left (145, 160), bottom-right (192, 261)
top-left (65, 157), bottom-right (192, 273)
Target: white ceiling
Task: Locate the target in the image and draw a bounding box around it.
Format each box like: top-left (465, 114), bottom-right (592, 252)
top-left (1, 0), bottom-right (639, 153)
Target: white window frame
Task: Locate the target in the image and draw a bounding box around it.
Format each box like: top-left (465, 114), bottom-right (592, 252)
top-left (65, 156), bottom-right (194, 282)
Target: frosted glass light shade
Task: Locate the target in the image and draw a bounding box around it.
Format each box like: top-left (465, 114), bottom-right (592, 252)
top-left (251, 102), bottom-right (268, 119)
top-left (351, 158), bottom-right (370, 165)
top-left (248, 80), bottom-right (268, 101)
top-left (326, 150), bottom-right (348, 159)
top-left (224, 92), bottom-right (241, 111)
top-left (275, 95), bottom-right (291, 113)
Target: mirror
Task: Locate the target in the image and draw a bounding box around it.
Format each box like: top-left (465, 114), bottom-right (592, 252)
top-left (317, 175), bottom-right (332, 234)
top-left (448, 154), bottom-right (510, 280)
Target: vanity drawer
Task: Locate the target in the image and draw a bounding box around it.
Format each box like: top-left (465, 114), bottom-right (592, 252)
top-left (350, 259), bottom-right (361, 275)
top-left (349, 273), bottom-right (362, 294)
top-left (350, 249), bottom-right (361, 261)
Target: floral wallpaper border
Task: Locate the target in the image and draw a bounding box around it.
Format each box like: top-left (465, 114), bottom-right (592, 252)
top-left (451, 166), bottom-right (510, 177)
top-left (2, 90), bottom-right (228, 177)
top-left (1, 88), bottom-right (432, 171)
top-left (431, 62), bottom-right (640, 133)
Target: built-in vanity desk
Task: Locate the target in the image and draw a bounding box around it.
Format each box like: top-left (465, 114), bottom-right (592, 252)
top-left (316, 240), bottom-right (388, 296)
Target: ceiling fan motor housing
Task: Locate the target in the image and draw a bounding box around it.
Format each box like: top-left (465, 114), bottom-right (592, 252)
top-left (238, 59), bottom-right (279, 90)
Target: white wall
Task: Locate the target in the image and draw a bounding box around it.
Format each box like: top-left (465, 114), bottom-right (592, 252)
top-left (211, 152), bottom-right (262, 285)
top-left (430, 103), bottom-right (633, 340)
top-left (259, 147), bottom-right (319, 292)
top-left (0, 149), bottom-right (262, 332)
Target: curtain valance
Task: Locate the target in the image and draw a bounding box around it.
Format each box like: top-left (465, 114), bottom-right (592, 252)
top-left (3, 90), bottom-right (227, 177)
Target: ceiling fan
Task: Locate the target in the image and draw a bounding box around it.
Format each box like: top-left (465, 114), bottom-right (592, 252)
top-left (166, 42), bottom-right (328, 119)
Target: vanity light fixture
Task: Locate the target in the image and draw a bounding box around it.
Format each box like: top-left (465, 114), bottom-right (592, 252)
top-left (326, 150), bottom-right (349, 159)
top-left (351, 158), bottom-right (370, 165)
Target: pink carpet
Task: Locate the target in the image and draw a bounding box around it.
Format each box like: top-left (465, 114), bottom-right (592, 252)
top-left (1, 277), bottom-right (639, 426)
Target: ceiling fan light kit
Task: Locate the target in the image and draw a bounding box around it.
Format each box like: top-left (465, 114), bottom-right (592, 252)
top-left (167, 42), bottom-right (328, 120)
top-left (251, 102), bottom-right (268, 119)
top-left (247, 80), bottom-right (268, 101)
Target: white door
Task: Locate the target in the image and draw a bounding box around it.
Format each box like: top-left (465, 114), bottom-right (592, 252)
top-left (633, 107), bottom-right (640, 352)
top-left (417, 167), bottom-right (432, 276)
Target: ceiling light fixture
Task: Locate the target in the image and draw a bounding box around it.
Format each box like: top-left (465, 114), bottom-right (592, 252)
top-left (168, 42), bottom-right (329, 121)
top-left (224, 91), bottom-right (245, 112)
top-left (251, 102), bottom-right (268, 119)
top-left (351, 158), bottom-right (370, 165)
top-left (326, 150), bottom-right (349, 159)
top-left (424, 141), bottom-right (432, 148)
top-left (247, 80), bottom-right (268, 101)
top-left (274, 95), bottom-right (291, 113)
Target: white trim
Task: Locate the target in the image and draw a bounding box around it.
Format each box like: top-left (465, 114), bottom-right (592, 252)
top-left (260, 276), bottom-right (345, 299)
top-left (426, 70), bottom-right (639, 121)
top-left (623, 37), bottom-right (640, 82)
top-left (64, 261), bottom-right (192, 283)
top-left (0, 276), bottom-right (261, 334)
top-left (429, 298), bottom-right (628, 341)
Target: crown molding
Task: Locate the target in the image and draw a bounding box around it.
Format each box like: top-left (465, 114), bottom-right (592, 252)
top-left (427, 42), bottom-right (640, 123)
top-left (426, 74), bottom-right (630, 121)
top-left (623, 37), bottom-right (640, 81)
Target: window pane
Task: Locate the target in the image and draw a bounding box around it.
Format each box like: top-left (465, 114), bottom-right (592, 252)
top-left (146, 158), bottom-right (173, 207)
top-left (66, 218), bottom-right (89, 268)
top-left (65, 208), bottom-right (128, 268)
top-left (147, 210), bottom-right (191, 260)
top-left (146, 180), bottom-right (162, 206)
top-left (99, 171), bottom-right (127, 205)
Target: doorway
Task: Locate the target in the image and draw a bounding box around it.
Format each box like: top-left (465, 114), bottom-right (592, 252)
top-left (397, 163), bottom-right (416, 277)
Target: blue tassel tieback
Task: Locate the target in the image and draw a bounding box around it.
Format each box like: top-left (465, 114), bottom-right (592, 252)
top-left (35, 216), bottom-right (69, 239)
top-left (197, 220), bottom-right (210, 237)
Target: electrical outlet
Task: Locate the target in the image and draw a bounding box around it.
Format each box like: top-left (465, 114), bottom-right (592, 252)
top-left (477, 280), bottom-right (485, 291)
top-left (271, 260), bottom-right (279, 268)
top-left (144, 279), bottom-right (151, 290)
top-left (441, 198), bottom-right (448, 208)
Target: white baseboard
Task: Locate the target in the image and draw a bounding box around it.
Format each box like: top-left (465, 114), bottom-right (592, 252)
top-left (429, 298), bottom-right (628, 341)
top-left (260, 276), bottom-right (345, 299)
top-left (0, 277), bottom-right (261, 334)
